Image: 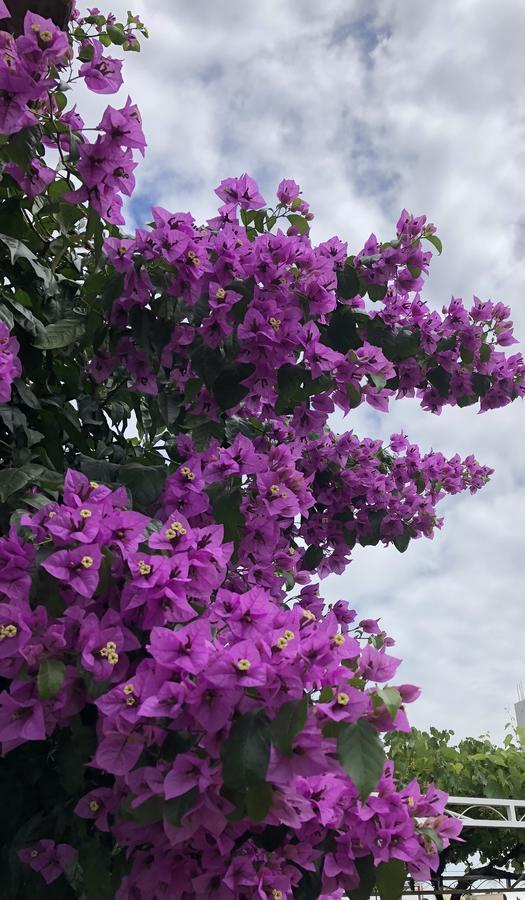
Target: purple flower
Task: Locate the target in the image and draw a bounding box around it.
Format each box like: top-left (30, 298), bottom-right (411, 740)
top-left (4, 159), bottom-right (55, 197)
top-left (0, 322), bottom-right (21, 402)
top-left (18, 840), bottom-right (76, 885)
top-left (215, 174), bottom-right (266, 210)
top-left (358, 645), bottom-right (401, 682)
top-left (148, 621), bottom-right (212, 675)
top-left (277, 178), bottom-right (300, 205)
top-left (0, 688), bottom-right (46, 749)
top-left (79, 41), bottom-right (123, 94)
top-left (42, 544), bottom-right (102, 599)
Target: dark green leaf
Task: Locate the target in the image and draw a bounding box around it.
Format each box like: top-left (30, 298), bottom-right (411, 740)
top-left (336, 265), bottom-right (360, 300)
top-left (118, 463), bottom-right (167, 509)
top-left (337, 720), bottom-right (385, 801)
top-left (33, 319), bottom-right (86, 350)
top-left (210, 486), bottom-right (245, 543)
top-left (213, 363), bottom-right (255, 410)
top-left (472, 373), bottom-right (491, 397)
top-left (37, 659), bottom-right (65, 700)
top-left (245, 782), bottom-right (273, 822)
top-left (0, 468), bottom-right (31, 501)
top-left (164, 787), bottom-right (198, 827)
top-left (367, 283), bottom-right (388, 302)
top-left (221, 710), bottom-right (271, 790)
top-left (376, 859), bottom-right (406, 900)
top-left (0, 233), bottom-right (56, 292)
top-left (271, 697), bottom-right (308, 756)
top-left (302, 545), bottom-right (324, 571)
top-left (349, 856), bottom-right (376, 900)
top-left (393, 528), bottom-right (411, 553)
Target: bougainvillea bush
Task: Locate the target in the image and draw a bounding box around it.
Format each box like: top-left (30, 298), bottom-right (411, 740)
top-left (0, 4), bottom-right (523, 899)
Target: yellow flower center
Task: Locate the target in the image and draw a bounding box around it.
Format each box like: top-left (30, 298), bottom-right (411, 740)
top-left (30, 849), bottom-right (39, 858)
top-left (0, 624), bottom-right (18, 640)
top-left (138, 561), bottom-right (151, 576)
top-left (165, 521), bottom-right (187, 540)
top-left (301, 609), bottom-right (316, 622)
top-left (180, 466), bottom-right (195, 481)
top-left (40, 30), bottom-right (52, 42)
top-left (48, 510), bottom-right (57, 518)
top-left (89, 800), bottom-right (100, 812)
top-left (99, 642), bottom-right (119, 665)
top-left (269, 317), bottom-right (281, 331)
top-left (81, 556), bottom-right (93, 569)
top-left (236, 658), bottom-right (251, 672)
top-left (332, 633), bottom-right (345, 646)
top-left (125, 697), bottom-right (136, 706)
top-left (216, 287), bottom-right (226, 299)
top-left (80, 509), bottom-right (92, 518)
top-left (187, 250), bottom-right (196, 259)
top-left (269, 484), bottom-right (280, 496)
top-left (336, 692), bottom-right (350, 706)
top-left (90, 481), bottom-right (99, 488)
top-left (275, 636), bottom-right (288, 650)
top-left (283, 630), bottom-right (295, 641)
top-left (272, 891), bottom-right (283, 900)
top-left (123, 684), bottom-right (135, 695)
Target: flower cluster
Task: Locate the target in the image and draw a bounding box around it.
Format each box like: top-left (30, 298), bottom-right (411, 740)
top-left (0, 9), bottom-right (71, 134)
top-left (0, 6), bottom-right (520, 899)
top-left (0, 320), bottom-right (21, 403)
top-left (0, 9), bottom-right (145, 221)
top-left (89, 179), bottom-right (525, 422)
top-left (1, 470), bottom-right (461, 895)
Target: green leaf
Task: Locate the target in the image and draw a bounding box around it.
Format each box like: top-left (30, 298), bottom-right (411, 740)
top-left (0, 468), bottom-right (31, 501)
top-left (271, 697), bottom-right (308, 756)
top-left (164, 787), bottom-right (198, 827)
top-left (393, 528), bottom-right (411, 553)
top-left (376, 687), bottom-right (402, 719)
top-left (375, 860), bottom-right (406, 900)
top-left (213, 363), bottom-right (255, 410)
top-left (336, 265), bottom-right (360, 300)
top-left (210, 486), bottom-right (245, 543)
top-left (33, 319), bottom-right (86, 350)
top-left (480, 342), bottom-right (492, 363)
top-left (0, 303), bottom-right (14, 329)
top-left (424, 233), bottom-right (443, 254)
top-left (337, 720), bottom-right (386, 801)
top-left (0, 233), bottom-right (56, 292)
top-left (367, 283), bottom-right (388, 303)
top-left (107, 23), bottom-right (127, 44)
top-left (37, 659), bottom-right (65, 700)
top-left (302, 544), bottom-right (324, 571)
top-left (349, 856), bottom-right (376, 900)
top-left (221, 710), bottom-right (271, 790)
top-left (370, 372), bottom-right (387, 390)
top-left (118, 463), bottom-right (167, 509)
top-left (245, 782), bottom-right (273, 822)
top-left (287, 213), bottom-right (309, 234)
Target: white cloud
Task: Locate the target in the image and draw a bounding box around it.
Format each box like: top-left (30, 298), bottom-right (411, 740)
top-left (79, 0), bottom-right (525, 740)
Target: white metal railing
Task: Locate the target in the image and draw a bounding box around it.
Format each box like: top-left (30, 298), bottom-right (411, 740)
top-left (446, 795), bottom-right (525, 828)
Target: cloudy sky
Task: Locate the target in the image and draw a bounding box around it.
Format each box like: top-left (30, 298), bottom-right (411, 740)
top-left (82, 0), bottom-right (525, 742)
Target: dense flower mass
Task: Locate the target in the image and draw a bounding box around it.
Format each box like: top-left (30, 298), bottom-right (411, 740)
top-left (0, 470), bottom-right (462, 897)
top-left (0, 5), bottom-right (522, 900)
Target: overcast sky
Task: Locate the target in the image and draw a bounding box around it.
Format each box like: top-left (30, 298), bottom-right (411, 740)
top-left (82, 0), bottom-right (525, 742)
